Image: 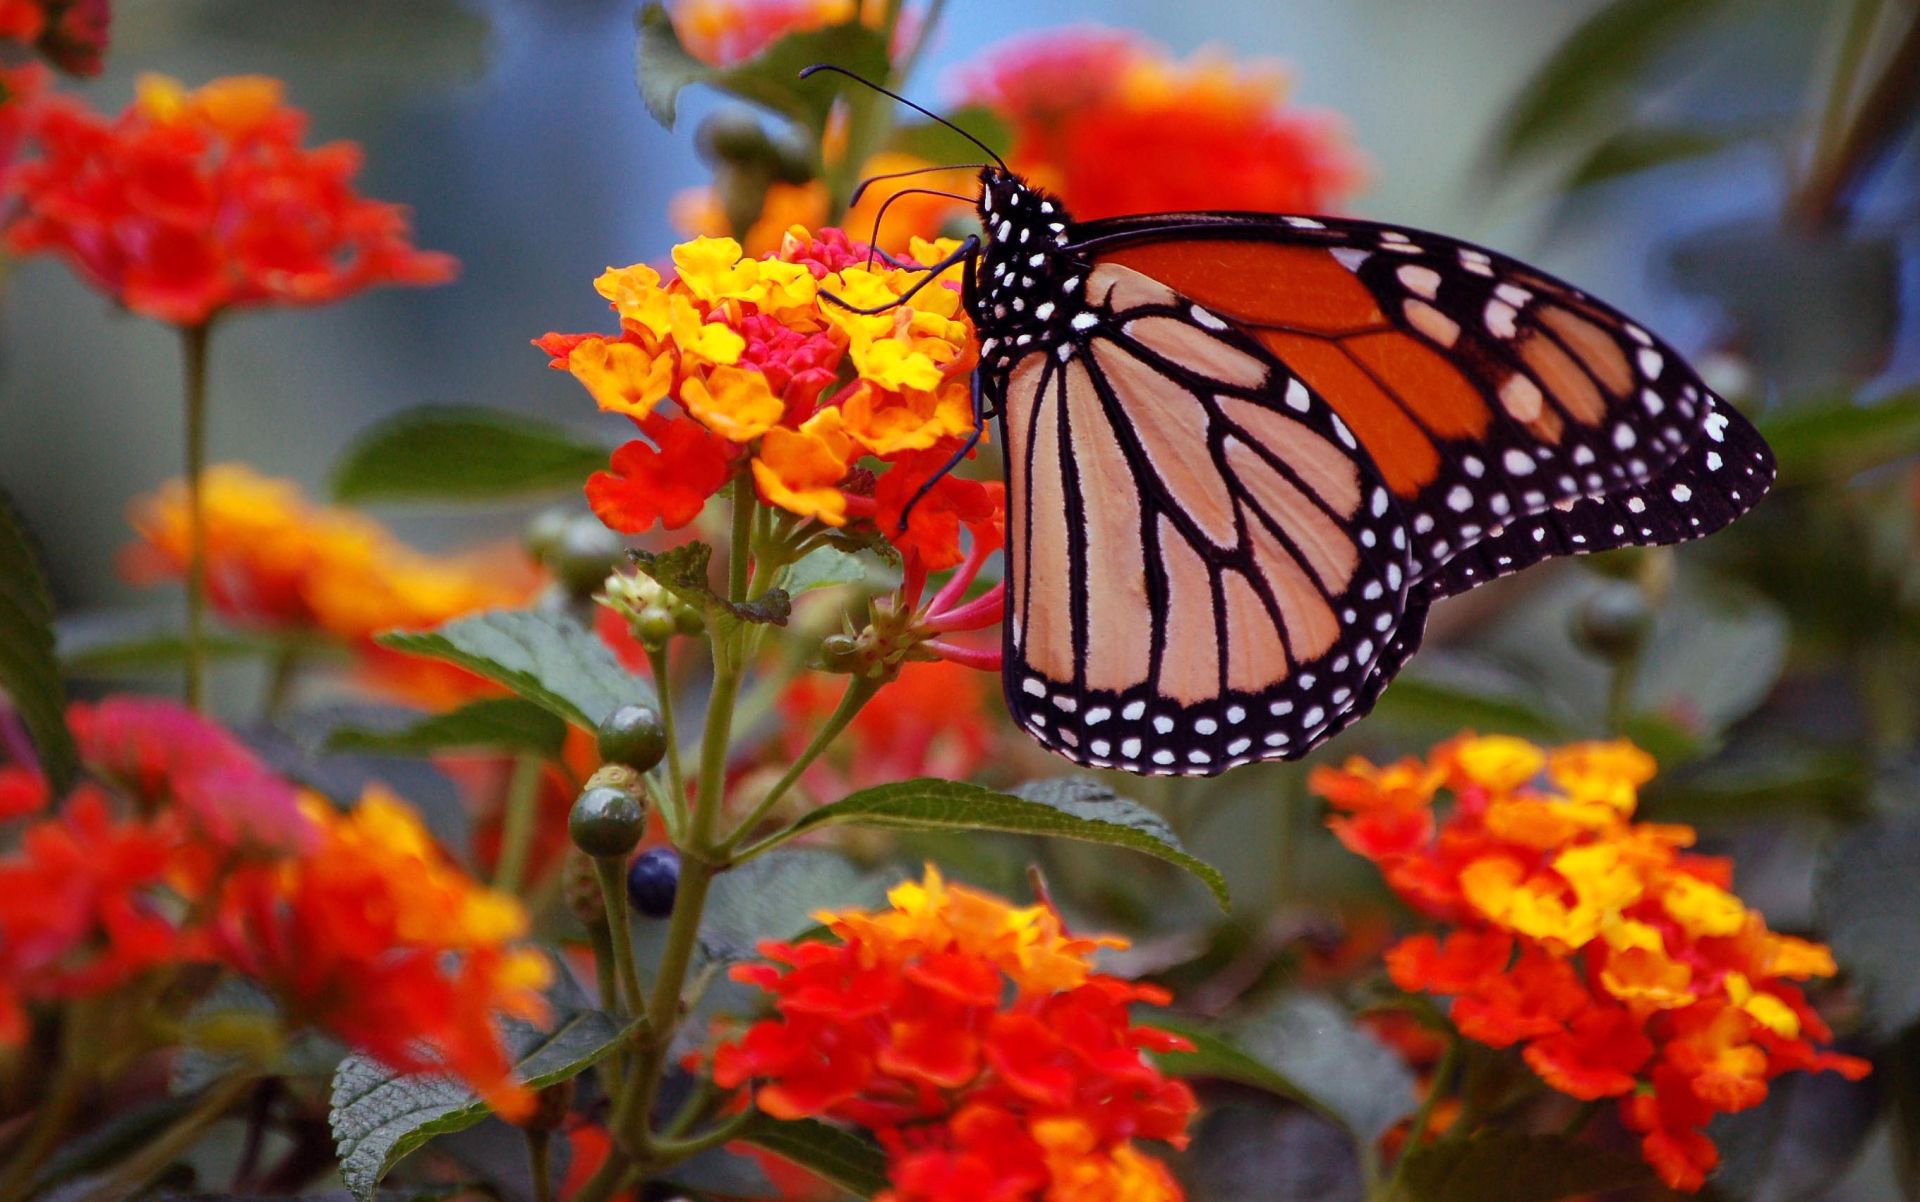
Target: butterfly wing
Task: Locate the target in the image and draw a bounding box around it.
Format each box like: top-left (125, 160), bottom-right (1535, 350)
top-left (995, 260), bottom-right (1418, 775)
top-left (1074, 213), bottom-right (1774, 598)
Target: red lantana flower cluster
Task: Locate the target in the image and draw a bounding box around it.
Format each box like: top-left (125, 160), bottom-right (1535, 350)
top-left (956, 27), bottom-right (1365, 222)
top-left (713, 868), bottom-right (1196, 1202)
top-left (537, 228), bottom-right (1003, 575)
top-left (4, 73), bottom-right (455, 325)
top-left (1313, 735), bottom-right (1870, 1191)
top-left (0, 697), bottom-right (549, 1115)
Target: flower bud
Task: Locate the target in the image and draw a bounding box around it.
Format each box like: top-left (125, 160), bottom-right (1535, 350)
top-left (568, 784), bottom-right (647, 859)
top-left (597, 703), bottom-right (667, 773)
top-left (819, 632), bottom-right (860, 673)
top-left (626, 847), bottom-right (681, 919)
top-left (549, 516), bottom-right (625, 600)
top-left (672, 602), bottom-right (706, 637)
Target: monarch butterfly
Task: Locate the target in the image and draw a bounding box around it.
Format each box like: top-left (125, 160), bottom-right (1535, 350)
top-left (805, 67), bottom-right (1775, 778)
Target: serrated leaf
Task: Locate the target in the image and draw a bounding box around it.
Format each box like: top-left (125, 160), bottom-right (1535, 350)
top-left (330, 1010), bottom-right (632, 1202)
top-left (1760, 388), bottom-right (1920, 485)
top-left (1165, 994), bottom-right (1415, 1147)
top-left (738, 1115), bottom-right (889, 1199)
top-left (1493, 0), bottom-right (1731, 167)
top-left (783, 777), bottom-right (1229, 911)
top-left (376, 609), bottom-right (651, 730)
top-left (630, 543), bottom-right (792, 626)
top-left (1563, 123), bottom-right (1736, 190)
top-left (0, 491), bottom-right (76, 793)
top-left (1815, 812), bottom-right (1920, 1037)
top-left (331, 406), bottom-right (609, 503)
top-left (327, 698), bottom-right (568, 759)
top-left (701, 849), bottom-right (890, 962)
top-left (1400, 1132), bottom-right (1652, 1202)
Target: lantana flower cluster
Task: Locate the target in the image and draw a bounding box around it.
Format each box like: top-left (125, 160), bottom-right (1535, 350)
top-left (956, 27), bottom-right (1365, 221)
top-left (669, 0), bottom-right (888, 67)
top-left (4, 73), bottom-right (454, 325)
top-left (123, 464), bottom-right (540, 703)
top-left (537, 229), bottom-right (1003, 573)
top-left (714, 868), bottom-right (1196, 1202)
top-left (1313, 735), bottom-right (1870, 1191)
top-left (0, 696), bottom-right (548, 1115)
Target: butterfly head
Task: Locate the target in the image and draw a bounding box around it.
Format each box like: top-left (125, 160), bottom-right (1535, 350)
top-left (971, 169), bottom-right (1085, 365)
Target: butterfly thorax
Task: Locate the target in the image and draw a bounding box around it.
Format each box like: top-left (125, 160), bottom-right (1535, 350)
top-left (970, 169), bottom-right (1086, 372)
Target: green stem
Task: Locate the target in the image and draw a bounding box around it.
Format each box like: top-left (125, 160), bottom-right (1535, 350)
top-left (181, 320), bottom-right (213, 712)
top-left (720, 674), bottom-right (882, 858)
top-left (1789, 1), bottom-right (1920, 230)
top-left (1605, 645), bottom-right (1642, 736)
top-left (261, 644), bottom-right (302, 720)
top-left (79, 1074), bottom-right (251, 1202)
top-left (646, 642), bottom-right (689, 841)
top-left (527, 1129), bottom-right (553, 1202)
top-left (1380, 1037), bottom-right (1461, 1200)
top-left (593, 857), bottom-right (649, 1021)
top-left (493, 756), bottom-right (546, 895)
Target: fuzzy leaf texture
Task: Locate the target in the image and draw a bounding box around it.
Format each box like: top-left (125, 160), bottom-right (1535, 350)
top-left (738, 1114), bottom-right (890, 1199)
top-left (1816, 810), bottom-right (1920, 1038)
top-left (376, 608), bottom-right (652, 730)
top-left (629, 543), bottom-right (792, 626)
top-left (326, 697), bottom-right (569, 760)
top-left (330, 1010), bottom-right (631, 1202)
top-left (331, 406), bottom-right (610, 502)
top-left (782, 777), bottom-right (1230, 911)
top-left (0, 491), bottom-right (77, 793)
top-left (634, 2), bottom-right (891, 136)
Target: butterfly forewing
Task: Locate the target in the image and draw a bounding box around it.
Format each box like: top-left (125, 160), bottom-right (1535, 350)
top-left (996, 260), bottom-right (1417, 775)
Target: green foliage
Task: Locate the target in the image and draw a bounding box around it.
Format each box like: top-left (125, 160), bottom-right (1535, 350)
top-left (888, 108), bottom-right (1015, 165)
top-left (737, 1114), bottom-right (891, 1198)
top-left (1760, 387), bottom-right (1920, 486)
top-left (631, 541), bottom-right (794, 626)
top-left (1816, 811), bottom-right (1920, 1038)
top-left (0, 491), bottom-right (77, 794)
top-left (635, 2), bottom-right (891, 140)
top-left (1399, 1132), bottom-right (1653, 1202)
top-left (326, 697), bottom-right (569, 759)
top-left (783, 545), bottom-right (873, 594)
top-left (700, 848), bottom-right (890, 962)
top-left (331, 406), bottom-right (610, 503)
top-left (779, 777), bottom-right (1230, 911)
top-left (329, 1010), bottom-right (633, 1202)
top-left (1561, 122), bottom-right (1738, 190)
top-left (376, 608), bottom-right (653, 730)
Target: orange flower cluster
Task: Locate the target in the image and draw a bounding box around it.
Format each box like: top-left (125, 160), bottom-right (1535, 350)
top-left (1313, 735), bottom-right (1870, 1191)
top-left (536, 230), bottom-right (1003, 573)
top-left (5, 73), bottom-right (454, 325)
top-left (714, 868), bottom-right (1195, 1202)
top-left (123, 464), bottom-right (540, 703)
top-left (956, 27), bottom-right (1365, 222)
top-left (0, 697), bottom-right (548, 1112)
top-left (669, 0), bottom-right (883, 67)
top-left (0, 0), bottom-right (106, 74)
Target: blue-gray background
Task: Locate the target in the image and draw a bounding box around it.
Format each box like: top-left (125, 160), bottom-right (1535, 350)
top-left (1, 0), bottom-right (1912, 607)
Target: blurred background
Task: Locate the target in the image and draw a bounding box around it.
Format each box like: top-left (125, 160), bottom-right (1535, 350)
top-left (4, 2), bottom-right (1918, 1198)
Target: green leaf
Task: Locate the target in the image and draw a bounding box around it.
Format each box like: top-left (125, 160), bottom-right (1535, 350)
top-left (1400, 1132), bottom-right (1652, 1202)
top-left (1493, 0), bottom-right (1730, 167)
top-left (1815, 811), bottom-right (1920, 1038)
top-left (634, 2), bottom-right (890, 137)
top-left (888, 107), bottom-right (1014, 165)
top-left (1563, 123), bottom-right (1735, 190)
top-left (1371, 654), bottom-right (1574, 742)
top-left (0, 491), bottom-right (76, 794)
top-left (1165, 994), bottom-right (1415, 1146)
top-left (1760, 388), bottom-right (1920, 486)
top-left (331, 406), bottom-right (609, 503)
top-left (376, 608), bottom-right (651, 730)
top-left (783, 545), bottom-right (872, 595)
top-left (783, 777), bottom-right (1229, 911)
top-left (326, 698), bottom-right (569, 759)
top-left (630, 542), bottom-right (792, 626)
top-left (702, 849), bottom-right (890, 962)
top-left (330, 1010), bottom-right (632, 1202)
top-left (738, 1115), bottom-right (889, 1199)
top-left (59, 622), bottom-right (340, 674)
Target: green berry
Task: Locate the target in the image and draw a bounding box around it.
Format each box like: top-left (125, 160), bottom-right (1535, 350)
top-left (634, 606), bottom-right (679, 647)
top-left (597, 703), bottom-right (667, 773)
top-left (568, 785), bottom-right (647, 858)
top-left (819, 632), bottom-right (860, 673)
top-left (551, 518), bottom-right (625, 599)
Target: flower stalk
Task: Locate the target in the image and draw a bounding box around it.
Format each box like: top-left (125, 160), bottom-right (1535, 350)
top-left (181, 320), bottom-right (212, 712)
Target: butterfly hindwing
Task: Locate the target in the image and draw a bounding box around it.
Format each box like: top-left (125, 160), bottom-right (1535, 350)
top-left (995, 260), bottom-right (1418, 775)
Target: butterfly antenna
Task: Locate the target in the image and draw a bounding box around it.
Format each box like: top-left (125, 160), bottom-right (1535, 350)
top-left (851, 161), bottom-right (992, 209)
top-left (799, 64), bottom-right (1007, 171)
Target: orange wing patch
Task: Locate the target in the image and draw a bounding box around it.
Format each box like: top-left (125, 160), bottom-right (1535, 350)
top-left (1101, 241), bottom-right (1386, 333)
top-left (1253, 330), bottom-right (1440, 495)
